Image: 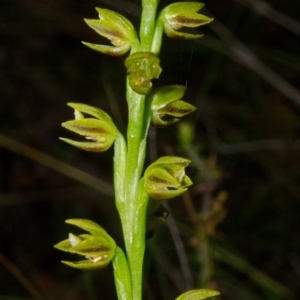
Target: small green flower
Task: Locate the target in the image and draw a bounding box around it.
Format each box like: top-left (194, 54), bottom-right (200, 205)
top-left (125, 51), bottom-right (162, 95)
top-left (150, 85), bottom-right (196, 126)
top-left (160, 2), bottom-right (213, 39)
top-left (144, 156), bottom-right (192, 200)
top-left (54, 219), bottom-right (116, 270)
top-left (82, 8), bottom-right (139, 55)
top-left (60, 103), bottom-right (118, 152)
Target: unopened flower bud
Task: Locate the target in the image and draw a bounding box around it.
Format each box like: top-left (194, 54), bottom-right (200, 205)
top-left (125, 51), bottom-right (162, 95)
top-left (160, 2), bottom-right (213, 40)
top-left (82, 8), bottom-right (138, 56)
top-left (144, 156), bottom-right (192, 200)
top-left (60, 103), bottom-right (118, 152)
top-left (54, 219), bottom-right (116, 270)
top-left (150, 85), bottom-right (196, 126)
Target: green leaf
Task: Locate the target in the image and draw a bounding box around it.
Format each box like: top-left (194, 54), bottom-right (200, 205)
top-left (175, 289), bottom-right (220, 300)
top-left (114, 132), bottom-right (127, 206)
top-left (112, 247), bottom-right (132, 300)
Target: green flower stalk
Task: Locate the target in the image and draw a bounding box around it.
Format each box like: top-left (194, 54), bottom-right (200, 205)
top-left (55, 2), bottom-right (219, 299)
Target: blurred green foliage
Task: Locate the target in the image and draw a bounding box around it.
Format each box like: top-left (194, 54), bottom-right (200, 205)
top-left (1, 0), bottom-right (300, 299)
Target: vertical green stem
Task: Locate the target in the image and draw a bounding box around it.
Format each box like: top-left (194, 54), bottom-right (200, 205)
top-left (126, 180), bottom-right (149, 299)
top-left (140, 0), bottom-right (160, 51)
top-left (113, 90), bottom-right (148, 300)
top-left (151, 17), bottom-right (164, 55)
top-left (123, 91), bottom-right (152, 299)
top-left (122, 1), bottom-right (161, 299)
top-left (113, 247), bottom-right (133, 300)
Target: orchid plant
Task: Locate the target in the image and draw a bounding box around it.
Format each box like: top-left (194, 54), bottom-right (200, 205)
top-left (54, 1), bottom-right (219, 299)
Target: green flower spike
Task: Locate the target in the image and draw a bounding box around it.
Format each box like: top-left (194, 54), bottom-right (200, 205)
top-left (125, 51), bottom-right (162, 95)
top-left (60, 103), bottom-right (118, 152)
top-left (82, 8), bottom-right (138, 56)
top-left (160, 2), bottom-right (213, 39)
top-left (54, 219), bottom-right (116, 270)
top-left (144, 156), bottom-right (193, 200)
top-left (150, 85), bottom-right (196, 127)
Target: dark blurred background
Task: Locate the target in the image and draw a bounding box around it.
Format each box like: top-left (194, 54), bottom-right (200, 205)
top-left (1, 0), bottom-right (300, 299)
